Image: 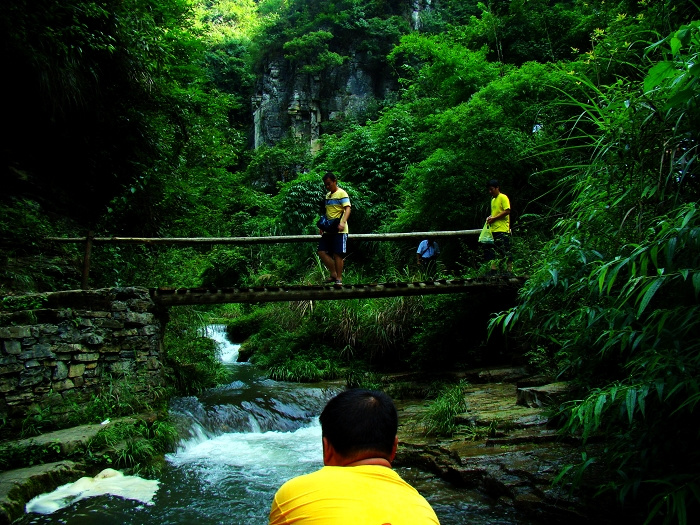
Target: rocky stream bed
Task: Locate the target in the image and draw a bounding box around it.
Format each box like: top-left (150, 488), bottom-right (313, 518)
top-left (0, 366), bottom-right (643, 524)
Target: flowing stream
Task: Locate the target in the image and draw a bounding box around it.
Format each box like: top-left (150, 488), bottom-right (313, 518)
top-left (20, 325), bottom-right (530, 525)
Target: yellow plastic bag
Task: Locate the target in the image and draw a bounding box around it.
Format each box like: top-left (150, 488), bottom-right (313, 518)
top-left (478, 222), bottom-right (494, 244)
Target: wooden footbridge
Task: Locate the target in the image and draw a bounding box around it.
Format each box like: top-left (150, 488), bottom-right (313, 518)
top-left (149, 275), bottom-right (525, 306)
top-left (48, 230), bottom-right (524, 303)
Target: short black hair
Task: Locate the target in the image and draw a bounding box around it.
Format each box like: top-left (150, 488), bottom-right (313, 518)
top-left (319, 389), bottom-right (398, 457)
top-left (487, 179), bottom-right (499, 188)
top-left (322, 172), bottom-right (337, 182)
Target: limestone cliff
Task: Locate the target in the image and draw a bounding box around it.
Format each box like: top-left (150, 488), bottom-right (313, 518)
top-left (251, 1), bottom-right (435, 150)
top-left (252, 52), bottom-right (395, 152)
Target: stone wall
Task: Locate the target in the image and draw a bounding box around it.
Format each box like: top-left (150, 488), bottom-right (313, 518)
top-left (0, 288), bottom-right (167, 430)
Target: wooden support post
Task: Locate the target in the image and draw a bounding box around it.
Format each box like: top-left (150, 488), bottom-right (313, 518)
top-left (81, 231), bottom-right (94, 289)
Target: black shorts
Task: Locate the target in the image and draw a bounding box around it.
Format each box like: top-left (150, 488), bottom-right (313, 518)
top-left (485, 232), bottom-right (511, 261)
top-left (318, 233), bottom-right (348, 255)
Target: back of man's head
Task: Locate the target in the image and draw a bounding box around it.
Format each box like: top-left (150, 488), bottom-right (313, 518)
top-left (320, 389), bottom-right (398, 457)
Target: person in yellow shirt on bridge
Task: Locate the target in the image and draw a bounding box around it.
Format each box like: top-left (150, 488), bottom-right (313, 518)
top-left (269, 388), bottom-right (440, 525)
top-left (318, 172), bottom-right (351, 285)
top-left (485, 179), bottom-right (513, 277)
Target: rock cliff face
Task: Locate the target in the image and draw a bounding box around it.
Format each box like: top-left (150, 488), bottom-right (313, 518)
top-left (252, 53), bottom-right (397, 151)
top-left (251, 0), bottom-right (436, 150)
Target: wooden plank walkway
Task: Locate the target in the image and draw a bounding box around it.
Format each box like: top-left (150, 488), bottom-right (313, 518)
top-left (150, 276), bottom-right (526, 306)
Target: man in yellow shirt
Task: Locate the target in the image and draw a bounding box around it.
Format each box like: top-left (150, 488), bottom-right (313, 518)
top-left (269, 389), bottom-right (440, 525)
top-left (318, 173), bottom-right (351, 285)
top-left (485, 179), bottom-right (512, 276)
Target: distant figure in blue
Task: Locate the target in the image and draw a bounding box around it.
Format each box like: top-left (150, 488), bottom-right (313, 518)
top-left (416, 237), bottom-right (440, 275)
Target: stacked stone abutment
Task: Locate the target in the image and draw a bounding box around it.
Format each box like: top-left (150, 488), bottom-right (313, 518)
top-left (0, 288), bottom-right (166, 431)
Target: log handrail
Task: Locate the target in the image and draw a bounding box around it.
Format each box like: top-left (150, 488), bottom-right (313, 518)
top-left (46, 229), bottom-right (480, 245)
top-left (45, 230), bottom-right (481, 289)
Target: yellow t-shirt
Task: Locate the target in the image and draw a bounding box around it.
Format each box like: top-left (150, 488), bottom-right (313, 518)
top-left (490, 193), bottom-right (511, 233)
top-left (325, 188), bottom-right (351, 234)
top-left (269, 465), bottom-right (440, 525)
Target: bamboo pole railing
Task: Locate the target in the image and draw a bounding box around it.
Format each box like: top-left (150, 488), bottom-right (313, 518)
top-left (45, 230), bottom-right (481, 289)
top-left (46, 230), bottom-right (481, 245)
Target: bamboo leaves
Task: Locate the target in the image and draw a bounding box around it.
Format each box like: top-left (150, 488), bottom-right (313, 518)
top-left (493, 17), bottom-right (700, 522)
top-left (693, 272), bottom-right (700, 300)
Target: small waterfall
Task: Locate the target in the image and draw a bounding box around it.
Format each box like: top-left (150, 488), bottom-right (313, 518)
top-left (170, 325), bottom-right (337, 437)
top-left (202, 324), bottom-right (239, 363)
top-left (163, 325), bottom-right (338, 524)
top-left (412, 0), bottom-right (432, 31)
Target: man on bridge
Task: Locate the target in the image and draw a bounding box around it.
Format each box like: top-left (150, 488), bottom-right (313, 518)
top-left (485, 179), bottom-right (513, 277)
top-left (317, 173), bottom-right (351, 285)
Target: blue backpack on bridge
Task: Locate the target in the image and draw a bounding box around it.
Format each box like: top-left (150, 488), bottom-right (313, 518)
top-left (316, 196), bottom-right (341, 232)
top-left (317, 215), bottom-right (340, 232)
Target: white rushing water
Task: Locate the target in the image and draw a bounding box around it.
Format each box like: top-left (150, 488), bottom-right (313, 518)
top-left (159, 325), bottom-right (331, 523)
top-left (202, 324), bottom-right (240, 363)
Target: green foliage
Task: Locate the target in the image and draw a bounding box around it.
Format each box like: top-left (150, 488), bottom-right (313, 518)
top-left (88, 419), bottom-right (178, 471)
top-left (2, 0), bottom-right (205, 222)
top-left (71, 372), bottom-right (169, 426)
top-left (245, 138), bottom-right (313, 194)
top-left (311, 108), bottom-right (423, 233)
top-left (389, 33), bottom-right (500, 106)
top-left (388, 51), bottom-right (573, 234)
top-left (238, 295), bottom-right (426, 378)
top-left (200, 248), bottom-right (250, 287)
top-left (421, 381), bottom-right (469, 436)
top-left (194, 0), bottom-right (268, 41)
top-left (0, 293), bottom-right (47, 312)
top-left (492, 19), bottom-right (700, 523)
top-left (344, 367), bottom-right (384, 390)
top-left (277, 173), bottom-right (327, 234)
top-left (0, 197), bottom-right (82, 293)
top-left (19, 404), bottom-right (54, 438)
top-left (283, 30), bottom-right (347, 73)
top-left (645, 20), bottom-right (700, 109)
top-left (268, 357), bottom-right (342, 382)
top-left (254, 0), bottom-right (410, 68)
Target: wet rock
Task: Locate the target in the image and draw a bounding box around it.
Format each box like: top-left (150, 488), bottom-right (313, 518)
top-left (391, 370), bottom-right (624, 523)
top-left (485, 429), bottom-right (559, 446)
top-left (516, 375), bottom-right (553, 388)
top-left (516, 382), bottom-right (572, 408)
top-left (0, 420), bottom-right (133, 469)
top-left (476, 367), bottom-right (530, 383)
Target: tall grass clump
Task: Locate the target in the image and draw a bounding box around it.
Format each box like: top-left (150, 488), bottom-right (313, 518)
top-left (232, 294), bottom-right (427, 381)
top-left (65, 372), bottom-right (168, 425)
top-left (88, 419), bottom-right (178, 475)
top-left (421, 381), bottom-right (468, 436)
